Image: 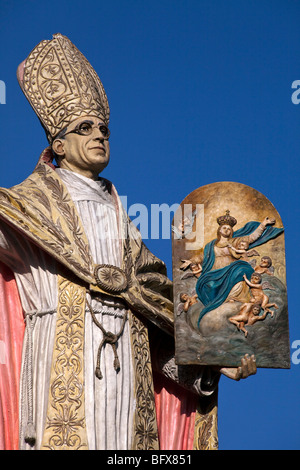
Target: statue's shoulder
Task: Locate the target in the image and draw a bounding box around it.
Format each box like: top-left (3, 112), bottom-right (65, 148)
top-left (0, 163), bottom-right (74, 218)
top-left (10, 171), bottom-right (40, 191)
top-left (6, 162), bottom-right (53, 191)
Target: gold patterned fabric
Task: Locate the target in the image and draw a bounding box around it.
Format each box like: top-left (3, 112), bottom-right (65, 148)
top-left (193, 391), bottom-right (218, 450)
top-left (129, 313), bottom-right (160, 450)
top-left (41, 276), bottom-right (88, 450)
top-left (17, 34), bottom-right (110, 142)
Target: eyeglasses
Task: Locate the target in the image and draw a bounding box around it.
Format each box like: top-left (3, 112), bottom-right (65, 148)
top-left (64, 121), bottom-right (110, 140)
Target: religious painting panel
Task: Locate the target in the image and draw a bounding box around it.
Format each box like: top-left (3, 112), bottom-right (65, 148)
top-left (172, 182), bottom-right (290, 368)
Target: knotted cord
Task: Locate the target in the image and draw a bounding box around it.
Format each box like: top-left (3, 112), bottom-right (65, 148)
top-left (86, 299), bottom-right (128, 380)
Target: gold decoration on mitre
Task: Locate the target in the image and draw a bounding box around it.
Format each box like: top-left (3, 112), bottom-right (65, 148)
top-left (16, 33), bottom-right (110, 143)
top-left (216, 210), bottom-right (237, 227)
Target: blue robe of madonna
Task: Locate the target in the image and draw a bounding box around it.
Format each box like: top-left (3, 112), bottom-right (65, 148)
top-left (195, 222), bottom-right (284, 327)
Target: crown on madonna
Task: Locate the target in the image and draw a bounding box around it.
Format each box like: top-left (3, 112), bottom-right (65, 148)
top-left (217, 210), bottom-right (237, 227)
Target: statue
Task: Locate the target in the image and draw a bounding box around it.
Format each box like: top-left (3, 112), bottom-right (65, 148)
top-left (0, 34), bottom-right (256, 451)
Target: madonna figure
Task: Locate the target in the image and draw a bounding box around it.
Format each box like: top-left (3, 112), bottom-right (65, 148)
top-left (195, 211), bottom-right (283, 327)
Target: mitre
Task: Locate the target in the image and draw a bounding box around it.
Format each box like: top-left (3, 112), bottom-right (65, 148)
top-left (17, 33), bottom-right (110, 143)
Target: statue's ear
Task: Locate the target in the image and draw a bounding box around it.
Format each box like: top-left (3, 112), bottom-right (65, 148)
top-left (52, 139), bottom-right (65, 156)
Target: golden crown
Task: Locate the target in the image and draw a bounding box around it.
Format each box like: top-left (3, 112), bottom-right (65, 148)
top-left (17, 34), bottom-right (110, 143)
top-left (217, 210), bottom-right (237, 227)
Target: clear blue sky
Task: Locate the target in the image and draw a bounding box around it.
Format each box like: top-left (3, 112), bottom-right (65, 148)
top-left (0, 0), bottom-right (299, 450)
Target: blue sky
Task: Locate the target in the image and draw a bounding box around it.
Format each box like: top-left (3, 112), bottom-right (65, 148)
top-left (0, 0), bottom-right (299, 450)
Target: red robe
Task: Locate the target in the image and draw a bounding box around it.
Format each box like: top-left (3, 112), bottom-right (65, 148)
top-left (0, 262), bottom-right (25, 450)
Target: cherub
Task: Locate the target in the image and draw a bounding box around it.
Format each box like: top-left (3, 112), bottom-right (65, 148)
top-left (229, 303), bottom-right (269, 337)
top-left (180, 254), bottom-right (203, 279)
top-left (243, 272), bottom-right (278, 316)
top-left (180, 292), bottom-right (198, 312)
top-left (228, 238), bottom-right (260, 262)
top-left (254, 256), bottom-right (274, 275)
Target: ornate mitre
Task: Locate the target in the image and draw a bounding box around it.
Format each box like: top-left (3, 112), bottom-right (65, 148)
top-left (17, 33), bottom-right (110, 143)
top-left (217, 210), bottom-right (237, 227)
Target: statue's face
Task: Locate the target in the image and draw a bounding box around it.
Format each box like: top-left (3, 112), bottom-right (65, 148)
top-left (260, 257), bottom-right (271, 267)
top-left (251, 274), bottom-right (261, 284)
top-left (219, 224), bottom-right (232, 238)
top-left (252, 305), bottom-right (261, 315)
top-left (238, 240), bottom-right (248, 250)
top-left (190, 263), bottom-right (199, 272)
top-left (52, 116), bottom-right (110, 179)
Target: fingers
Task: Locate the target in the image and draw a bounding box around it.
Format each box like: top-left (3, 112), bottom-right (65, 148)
top-left (235, 366), bottom-right (243, 381)
top-left (264, 217), bottom-right (276, 225)
top-left (240, 354), bottom-right (257, 379)
top-left (219, 354), bottom-right (257, 381)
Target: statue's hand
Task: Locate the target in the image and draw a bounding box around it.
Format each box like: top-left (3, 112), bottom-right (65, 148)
top-left (219, 354), bottom-right (257, 381)
top-left (263, 216), bottom-right (276, 227)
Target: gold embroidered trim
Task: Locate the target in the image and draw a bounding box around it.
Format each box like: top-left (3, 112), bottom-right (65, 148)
top-left (41, 276), bottom-right (88, 450)
top-left (193, 390), bottom-right (218, 450)
top-left (130, 312), bottom-right (159, 450)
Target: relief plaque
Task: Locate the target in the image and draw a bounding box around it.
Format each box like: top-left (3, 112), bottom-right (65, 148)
top-left (172, 182), bottom-right (290, 368)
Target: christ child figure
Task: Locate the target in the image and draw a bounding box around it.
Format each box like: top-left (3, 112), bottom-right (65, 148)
top-left (228, 238), bottom-right (259, 261)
